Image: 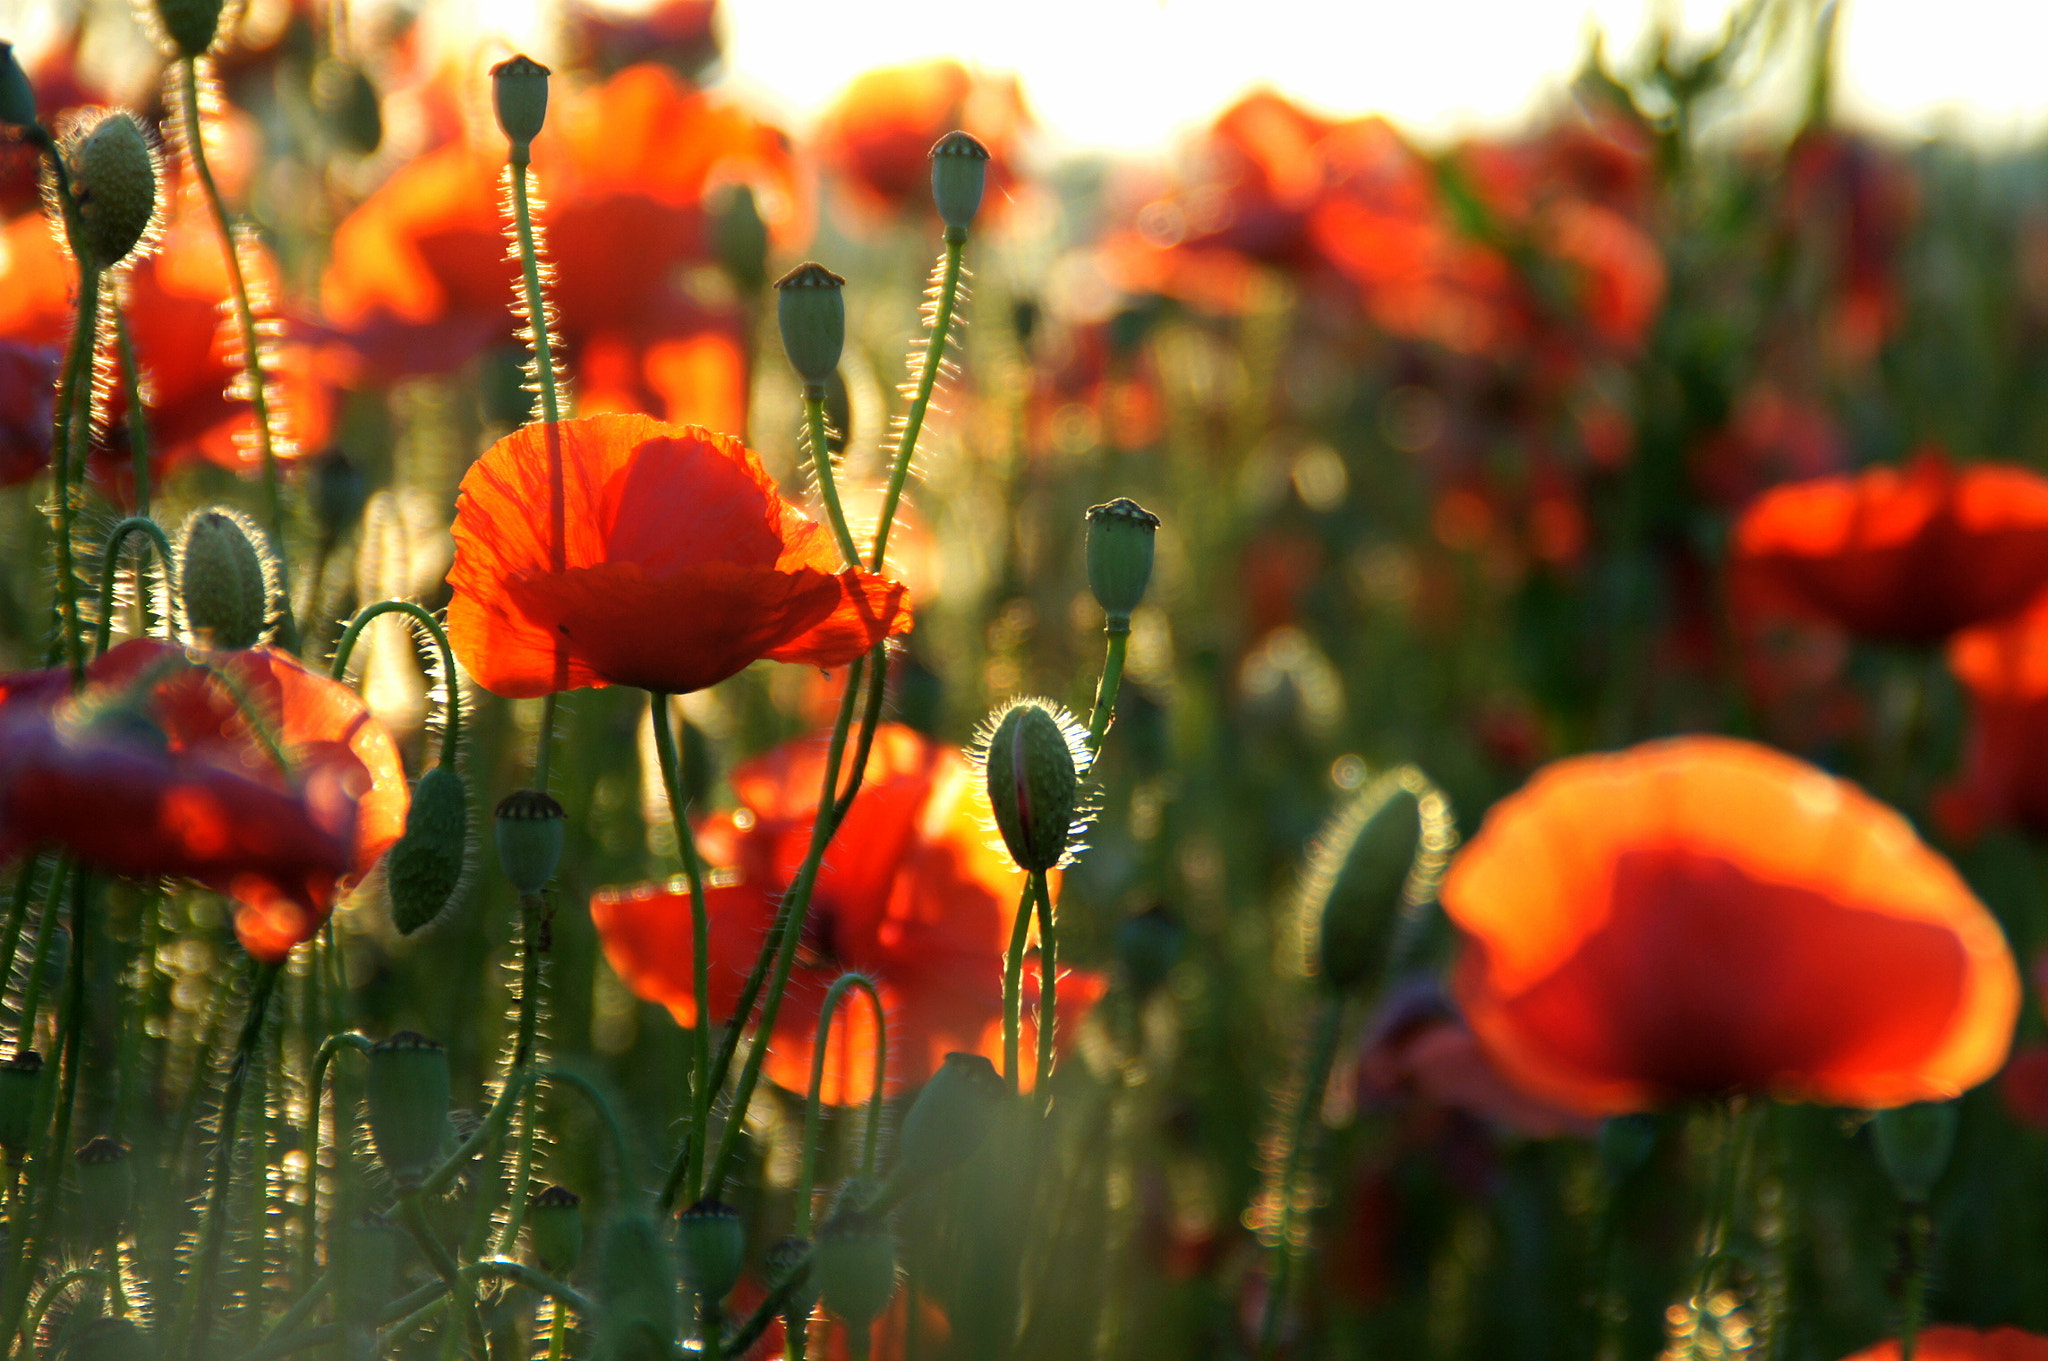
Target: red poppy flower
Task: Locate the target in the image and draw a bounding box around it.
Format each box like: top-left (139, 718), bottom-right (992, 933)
top-left (446, 413), bottom-right (908, 698)
top-left (1939, 605), bottom-right (2048, 837)
top-left (0, 339), bottom-right (57, 487)
top-left (1442, 736), bottom-right (2020, 1118)
top-left (591, 724), bottom-right (1104, 1103)
top-left (815, 59), bottom-right (1031, 224)
top-left (1731, 451), bottom-right (2048, 645)
top-left (1840, 1329), bottom-right (2048, 1361)
top-left (0, 638), bottom-right (408, 962)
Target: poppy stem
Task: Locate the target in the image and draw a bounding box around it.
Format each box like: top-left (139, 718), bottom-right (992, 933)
top-left (805, 387), bottom-right (861, 569)
top-left (871, 231), bottom-right (967, 574)
top-left (1001, 878), bottom-right (1035, 1093)
top-left (1899, 1206), bottom-right (1931, 1361)
top-left (331, 599), bottom-right (464, 765)
top-left (1085, 627), bottom-right (1128, 756)
top-left (650, 692), bottom-right (715, 1203)
top-left (1255, 992), bottom-right (1345, 1360)
top-left (113, 306), bottom-right (153, 517)
top-left (0, 860), bottom-right (44, 1034)
top-left (831, 646), bottom-right (892, 831)
top-left (796, 972), bottom-right (888, 1239)
top-left (10, 858), bottom-right (68, 1051)
top-left (94, 517), bottom-right (174, 657)
top-left (1032, 870), bottom-right (1057, 1096)
top-left (297, 1032), bottom-right (372, 1296)
top-left (397, 1190), bottom-right (490, 1361)
top-left (34, 132), bottom-right (95, 684)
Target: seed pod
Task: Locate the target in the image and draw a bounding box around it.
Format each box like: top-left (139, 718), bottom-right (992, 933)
top-left (151, 0), bottom-right (227, 57)
top-left (525, 1185), bottom-right (584, 1276)
top-left (176, 508), bottom-right (273, 649)
top-left (72, 1136), bottom-right (133, 1242)
top-left (0, 42), bottom-right (36, 131)
top-left (491, 55), bottom-right (550, 151)
top-left (1304, 771), bottom-right (1447, 992)
top-left (364, 1032), bottom-right (450, 1186)
top-left (1875, 1100), bottom-right (1959, 1205)
top-left (0, 1051), bottom-right (43, 1158)
top-left (334, 1210), bottom-right (404, 1322)
top-left (711, 184), bottom-right (769, 295)
top-left (981, 700), bottom-right (1084, 873)
top-left (387, 764), bottom-right (470, 935)
top-left (774, 263), bottom-right (845, 388)
top-left (891, 1052), bottom-right (1004, 1190)
top-left (676, 1198), bottom-right (745, 1302)
top-left (811, 1208), bottom-right (897, 1330)
top-left (1084, 498), bottom-right (1160, 628)
top-left (312, 60), bottom-right (382, 157)
top-left (68, 112), bottom-right (159, 270)
top-left (928, 130), bottom-right (990, 235)
top-left (594, 1215), bottom-right (678, 1361)
top-left (495, 788), bottom-right (565, 894)
top-left (1115, 905), bottom-right (1183, 999)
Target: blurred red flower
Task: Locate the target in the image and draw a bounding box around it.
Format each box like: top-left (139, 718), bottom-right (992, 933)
top-left (816, 59), bottom-right (1031, 225)
top-left (591, 724), bottom-right (1103, 1103)
top-left (1998, 1042), bottom-right (2048, 1130)
top-left (0, 638), bottom-right (407, 962)
top-left (1732, 451), bottom-right (2048, 645)
top-left (1939, 604), bottom-right (2048, 838)
top-left (1785, 129), bottom-right (1919, 366)
top-left (0, 339), bottom-right (56, 488)
top-left (446, 413), bottom-right (909, 698)
top-left (1839, 1328), bottom-right (2048, 1361)
top-left (1442, 736), bottom-right (2020, 1117)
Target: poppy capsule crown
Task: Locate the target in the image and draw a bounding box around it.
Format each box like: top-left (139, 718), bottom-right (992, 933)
top-left (491, 55), bottom-right (550, 151)
top-left (775, 261), bottom-right (847, 387)
top-left (149, 0), bottom-right (228, 57)
top-left (929, 128), bottom-right (991, 233)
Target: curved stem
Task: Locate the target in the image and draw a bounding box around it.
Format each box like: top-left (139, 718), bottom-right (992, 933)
top-left (297, 1032), bottom-right (372, 1294)
top-left (22, 1268), bottom-right (109, 1354)
top-left (796, 973), bottom-right (888, 1238)
top-left (649, 693), bottom-right (714, 1204)
top-left (398, 1192), bottom-right (488, 1361)
top-left (529, 1067), bottom-right (630, 1204)
top-left (329, 599), bottom-right (463, 764)
top-left (871, 231), bottom-right (966, 573)
top-left (94, 517), bottom-right (174, 656)
top-left (1255, 993), bottom-right (1344, 1360)
top-left (1000, 878), bottom-right (1035, 1093)
top-left (805, 386), bottom-right (860, 569)
top-left (1032, 870), bottom-right (1057, 1095)
top-left (1086, 626), bottom-right (1129, 756)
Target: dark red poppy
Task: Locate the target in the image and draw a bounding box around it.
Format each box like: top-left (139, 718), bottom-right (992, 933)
top-left (1939, 605), bottom-right (2048, 837)
top-left (1442, 736), bottom-right (2020, 1117)
top-left (1839, 1329), bottom-right (2048, 1361)
top-left (591, 725), bottom-right (1103, 1103)
top-left (1998, 1043), bottom-right (2048, 1130)
top-left (0, 638), bottom-right (408, 961)
top-left (1732, 451), bottom-right (2048, 645)
top-left (446, 413), bottom-right (909, 698)
top-left (815, 59), bottom-right (1031, 224)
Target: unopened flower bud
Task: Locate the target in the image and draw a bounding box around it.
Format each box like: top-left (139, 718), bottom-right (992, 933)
top-left (73, 1136), bottom-right (133, 1242)
top-left (365, 1032), bottom-right (450, 1186)
top-left (1115, 906), bottom-right (1183, 998)
top-left (811, 1208), bottom-right (897, 1330)
top-left (677, 1198), bottom-right (746, 1302)
top-left (774, 262), bottom-right (845, 388)
top-left (1085, 498), bottom-right (1159, 630)
top-left (1875, 1100), bottom-right (1958, 1205)
top-left (64, 1317), bottom-right (154, 1361)
top-left (152, 0), bottom-right (227, 57)
top-left (0, 42), bottom-right (36, 131)
top-left (312, 60), bottom-right (382, 156)
top-left (766, 1236), bottom-right (816, 1316)
top-left (890, 1053), bottom-right (1004, 1192)
top-left (309, 447), bottom-right (369, 545)
top-left (176, 507), bottom-right (274, 649)
top-left (594, 1215), bottom-right (678, 1357)
top-left (525, 1185), bottom-right (583, 1276)
top-left (1307, 774), bottom-right (1435, 992)
top-left (491, 55), bottom-right (550, 152)
top-left (711, 183), bottom-right (769, 295)
top-left (388, 764), bottom-right (471, 935)
top-left (982, 700), bottom-right (1085, 873)
top-left (928, 130), bottom-right (990, 235)
top-left (495, 788), bottom-right (565, 894)
top-left (68, 112), bottom-right (159, 270)
top-left (0, 1050), bottom-right (43, 1158)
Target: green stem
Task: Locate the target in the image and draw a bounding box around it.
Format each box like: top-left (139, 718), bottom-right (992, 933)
top-left (1086, 627), bottom-right (1129, 755)
top-left (1001, 878), bottom-right (1035, 1092)
top-left (1032, 869), bottom-right (1057, 1095)
top-left (397, 1192), bottom-right (488, 1361)
top-left (1255, 993), bottom-right (1345, 1360)
top-left (329, 599), bottom-right (463, 764)
top-left (796, 973), bottom-right (888, 1238)
top-left (94, 517), bottom-right (174, 656)
top-left (113, 307), bottom-right (153, 516)
top-left (725, 1254), bottom-right (812, 1357)
top-left (1900, 1207), bottom-right (1931, 1361)
top-left (805, 387), bottom-right (860, 568)
top-left (0, 862), bottom-right (43, 1037)
top-left (831, 647), bottom-right (889, 829)
top-left (10, 859), bottom-right (66, 1050)
top-left (871, 231), bottom-right (966, 573)
top-left (54, 266), bottom-right (100, 684)
top-left (297, 1032), bottom-right (372, 1294)
top-left (528, 1066), bottom-right (630, 1203)
top-left (650, 693), bottom-right (714, 1204)
top-left (21, 1268), bottom-right (109, 1354)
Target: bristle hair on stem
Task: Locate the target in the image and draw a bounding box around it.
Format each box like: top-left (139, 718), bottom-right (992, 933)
top-left (498, 165), bottom-right (569, 416)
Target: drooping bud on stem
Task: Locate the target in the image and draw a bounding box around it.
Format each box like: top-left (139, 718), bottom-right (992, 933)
top-left (812, 1207), bottom-right (898, 1331)
top-left (0, 42), bottom-right (36, 131)
top-left (886, 1052), bottom-right (1004, 1198)
top-left (0, 1050), bottom-right (42, 1159)
top-left (525, 1185), bottom-right (584, 1276)
top-left (677, 1198), bottom-right (746, 1302)
top-left (72, 1136), bottom-right (133, 1242)
top-left (775, 262), bottom-right (846, 388)
top-left (1875, 1100), bottom-right (1959, 1205)
top-left (495, 788), bottom-right (565, 894)
top-left (1085, 498), bottom-right (1160, 631)
top-left (1303, 769), bottom-right (1449, 992)
top-left (928, 130), bottom-right (990, 236)
top-left (67, 112), bottom-right (160, 269)
top-left (176, 507), bottom-right (275, 649)
top-left (151, 0), bottom-right (228, 58)
top-left (491, 55), bottom-right (550, 154)
top-left (364, 1032), bottom-right (451, 1186)
top-left (981, 700), bottom-right (1088, 873)
top-left (387, 764), bottom-right (471, 935)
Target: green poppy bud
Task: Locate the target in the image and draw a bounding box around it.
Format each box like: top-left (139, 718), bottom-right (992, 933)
top-left (889, 1052), bottom-right (1004, 1194)
top-left (387, 764), bottom-right (471, 935)
top-left (335, 1211), bottom-right (404, 1321)
top-left (1084, 499), bottom-right (1160, 630)
top-left (1115, 905), bottom-right (1183, 998)
top-left (811, 1208), bottom-right (897, 1330)
top-left (364, 1032), bottom-right (450, 1186)
top-left (928, 130), bottom-right (990, 236)
top-left (491, 55), bottom-right (550, 152)
top-left (312, 60), bottom-right (382, 157)
top-left (176, 507), bottom-right (274, 649)
top-left (1597, 1113), bottom-right (1657, 1183)
top-left (308, 447), bottom-right (368, 546)
top-left (495, 788), bottom-right (565, 894)
top-left (981, 700), bottom-right (1086, 873)
top-left (1874, 1100), bottom-right (1958, 1205)
top-left (594, 1215), bottom-right (678, 1361)
top-left (711, 183), bottom-right (769, 295)
top-left (152, 0), bottom-right (227, 57)
top-left (766, 1235), bottom-right (816, 1317)
top-left (62, 1317), bottom-right (154, 1361)
top-left (0, 1050), bottom-right (43, 1158)
top-left (68, 112), bottom-right (160, 270)
top-left (0, 42), bottom-right (36, 131)
top-left (72, 1136), bottom-right (133, 1242)
top-left (1305, 772), bottom-right (1445, 992)
top-left (676, 1198), bottom-right (746, 1302)
top-left (526, 1185), bottom-right (584, 1276)
top-left (774, 262), bottom-right (845, 388)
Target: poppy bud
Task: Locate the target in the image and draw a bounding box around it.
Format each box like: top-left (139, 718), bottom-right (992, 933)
top-left (335, 1210), bottom-right (404, 1320)
top-left (811, 1208), bottom-right (897, 1330)
top-left (495, 788), bottom-right (565, 894)
top-left (711, 183), bottom-right (769, 295)
top-left (73, 1136), bottom-right (133, 1242)
top-left (888, 1052), bottom-right (1004, 1194)
top-left (1085, 499), bottom-right (1160, 630)
top-left (309, 448), bottom-right (369, 546)
top-left (526, 1185), bottom-right (583, 1276)
top-left (774, 262), bottom-right (845, 388)
top-left (1597, 1113), bottom-right (1657, 1182)
top-left (1115, 905), bottom-right (1183, 998)
top-left (312, 59), bottom-right (382, 157)
top-left (0, 42), bottom-right (35, 131)
top-left (365, 1032), bottom-right (451, 1186)
top-left (0, 1050), bottom-right (43, 1158)
top-left (176, 507), bottom-right (274, 649)
top-left (152, 0), bottom-right (227, 57)
top-left (68, 112), bottom-right (159, 269)
top-left (981, 700), bottom-right (1086, 873)
top-left (1306, 778), bottom-right (1429, 992)
top-left (491, 55), bottom-right (550, 152)
top-left (928, 130), bottom-right (989, 236)
top-left (1874, 1100), bottom-right (1958, 1205)
top-left (676, 1198), bottom-right (745, 1302)
top-left (388, 764), bottom-right (471, 935)
top-left (594, 1215), bottom-right (678, 1359)
top-left (766, 1235), bottom-right (816, 1316)
top-left (63, 1317), bottom-right (154, 1361)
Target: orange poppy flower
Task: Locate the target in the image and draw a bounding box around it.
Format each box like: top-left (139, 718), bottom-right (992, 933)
top-left (1731, 451), bottom-right (2048, 645)
top-left (1840, 1329), bottom-right (2048, 1361)
top-left (0, 638), bottom-right (408, 962)
top-left (1441, 736), bottom-right (2020, 1118)
top-left (446, 413), bottom-right (909, 698)
top-left (591, 725), bottom-right (1104, 1103)
top-left (1939, 603), bottom-right (2048, 837)
top-left (815, 59), bottom-right (1031, 224)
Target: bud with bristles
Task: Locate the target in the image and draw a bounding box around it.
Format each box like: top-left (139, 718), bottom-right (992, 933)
top-left (491, 55), bottom-right (550, 152)
top-left (1302, 769), bottom-right (1450, 992)
top-left (888, 1052), bottom-right (1004, 1194)
top-left (0, 1051), bottom-right (42, 1158)
top-left (365, 1032), bottom-right (451, 1186)
top-left (812, 1207), bottom-right (897, 1330)
top-left (1875, 1100), bottom-right (1959, 1205)
top-left (176, 507), bottom-right (273, 649)
top-left (1085, 498), bottom-right (1160, 629)
top-left (495, 788), bottom-right (565, 894)
top-left (775, 262), bottom-right (845, 388)
top-left (677, 1198), bottom-right (746, 1302)
top-left (387, 764), bottom-right (471, 935)
top-left (72, 1136), bottom-right (133, 1241)
top-left (979, 699), bottom-right (1089, 873)
top-left (309, 448), bottom-right (369, 545)
top-left (67, 112), bottom-right (159, 269)
top-left (151, 0), bottom-right (228, 57)
top-left (594, 1215), bottom-right (678, 1361)
top-left (0, 42), bottom-right (36, 131)
top-left (526, 1185), bottom-right (583, 1276)
top-left (928, 130), bottom-right (990, 235)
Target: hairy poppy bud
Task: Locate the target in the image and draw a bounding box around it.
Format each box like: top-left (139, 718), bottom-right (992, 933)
top-left (774, 262), bottom-right (845, 388)
top-left (981, 700), bottom-right (1087, 873)
top-left (812, 1208), bottom-right (897, 1330)
top-left (0, 1050), bottom-right (43, 1158)
top-left (388, 764), bottom-right (471, 935)
top-left (365, 1032), bottom-right (450, 1186)
top-left (889, 1052), bottom-right (1004, 1193)
top-left (594, 1215), bottom-right (678, 1359)
top-left (491, 55), bottom-right (550, 152)
top-left (73, 1136), bottom-right (133, 1242)
top-left (1085, 499), bottom-right (1159, 630)
top-left (526, 1185), bottom-right (583, 1276)
top-left (677, 1198), bottom-right (746, 1302)
top-left (1874, 1100), bottom-right (1958, 1205)
top-left (928, 130), bottom-right (990, 236)
top-left (0, 42), bottom-right (35, 131)
top-left (68, 112), bottom-right (159, 269)
top-left (712, 183), bottom-right (769, 295)
top-left (313, 59), bottom-right (382, 156)
top-left (309, 448), bottom-right (368, 546)
top-left (495, 788), bottom-right (565, 894)
top-left (1305, 772), bottom-right (1443, 992)
top-left (766, 1235), bottom-right (816, 1316)
top-left (64, 1317), bottom-right (153, 1361)
top-left (176, 507), bottom-right (274, 649)
top-left (152, 0), bottom-right (227, 57)
top-left (1115, 905), bottom-right (1183, 998)
top-left (336, 1211), bottom-right (404, 1320)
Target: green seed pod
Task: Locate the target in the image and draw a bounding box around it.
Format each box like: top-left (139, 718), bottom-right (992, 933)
top-left (1304, 771), bottom-right (1445, 992)
top-left (711, 183), bottom-right (769, 295)
top-left (811, 1208), bottom-right (897, 1330)
top-left (0, 1050), bottom-right (43, 1158)
top-left (1874, 1100), bottom-right (1959, 1205)
top-left (334, 1211), bottom-right (404, 1322)
top-left (0, 42), bottom-right (36, 131)
top-left (890, 1052), bottom-right (1005, 1191)
top-left (1084, 498), bottom-right (1160, 629)
top-left (676, 1198), bottom-right (746, 1302)
top-left (61, 1317), bottom-right (155, 1361)
top-left (364, 1032), bottom-right (451, 1186)
top-left (176, 507), bottom-right (273, 649)
top-left (68, 112), bottom-right (160, 270)
top-left (525, 1185), bottom-right (584, 1276)
top-left (491, 55), bottom-right (550, 152)
top-left (152, 0), bottom-right (227, 57)
top-left (928, 130), bottom-right (990, 235)
top-left (1597, 1113), bottom-right (1658, 1183)
top-left (594, 1215), bottom-right (678, 1361)
top-left (72, 1136), bottom-right (133, 1242)
top-left (495, 788), bottom-right (565, 894)
top-left (766, 1235), bottom-right (816, 1317)
top-left (1115, 905), bottom-right (1183, 998)
top-left (982, 700), bottom-right (1084, 873)
top-left (312, 60), bottom-right (382, 157)
top-left (774, 262), bottom-right (845, 388)
top-left (387, 764), bottom-right (471, 935)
